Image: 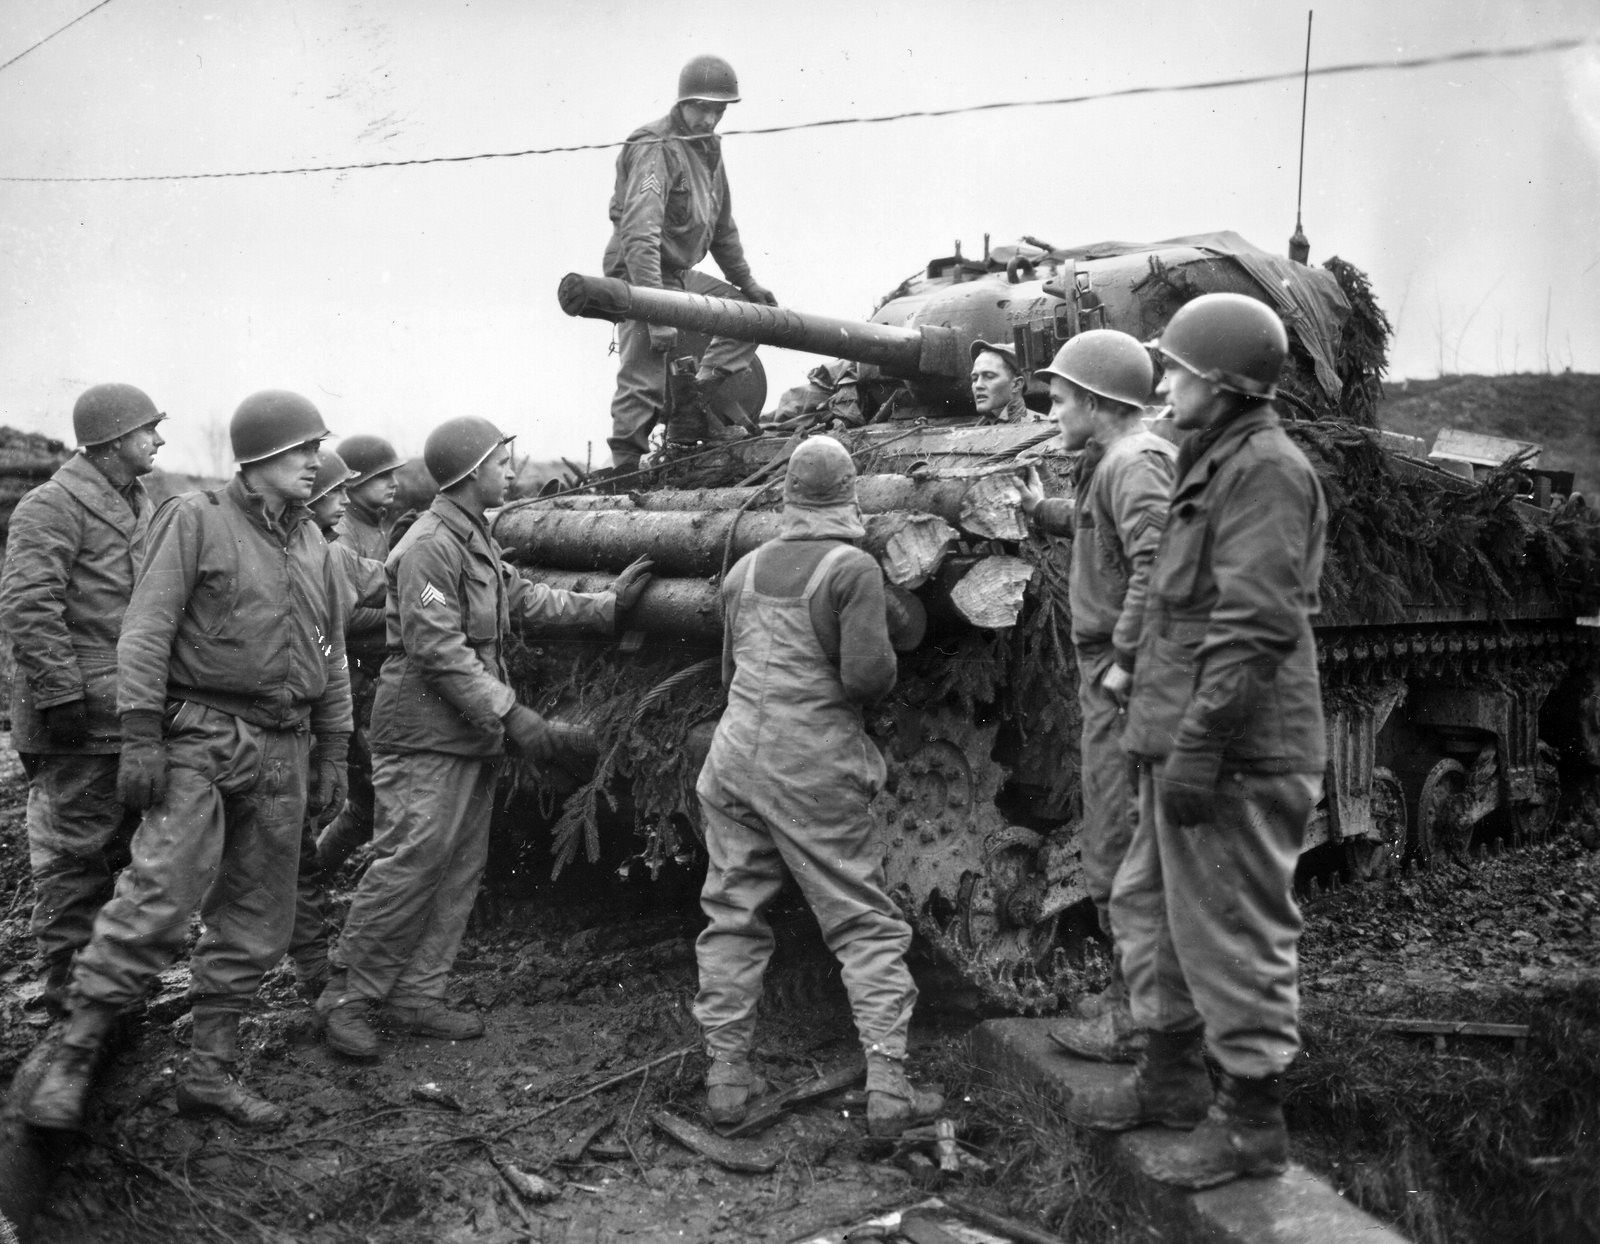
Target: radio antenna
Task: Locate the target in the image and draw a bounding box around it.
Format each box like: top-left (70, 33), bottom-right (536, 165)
top-left (1289, 10), bottom-right (1314, 263)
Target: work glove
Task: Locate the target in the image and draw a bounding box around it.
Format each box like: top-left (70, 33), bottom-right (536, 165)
top-left (741, 281), bottom-right (778, 307)
top-left (1101, 663), bottom-right (1132, 711)
top-left (309, 733), bottom-right (350, 826)
top-left (884, 584), bottom-right (926, 652)
top-left (116, 709), bottom-right (168, 811)
top-left (611, 555), bottom-right (655, 616)
top-left (42, 700), bottom-right (90, 749)
top-left (503, 704), bottom-right (562, 765)
top-left (648, 324), bottom-right (680, 354)
top-left (1014, 464), bottom-right (1044, 516)
top-left (1156, 748), bottom-right (1223, 829)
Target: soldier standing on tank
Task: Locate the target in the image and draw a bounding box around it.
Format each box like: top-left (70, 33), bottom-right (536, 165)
top-left (0, 384), bottom-right (166, 1020)
top-left (24, 391), bottom-right (352, 1132)
top-left (1015, 330), bottom-right (1174, 1053)
top-left (315, 417), bottom-right (653, 1061)
top-left (314, 434), bottom-right (405, 877)
top-left (285, 450), bottom-right (386, 1002)
top-left (601, 54), bottom-right (777, 475)
top-left (692, 436), bottom-right (943, 1135)
top-left (969, 341), bottom-right (1031, 424)
top-left (1057, 294), bottom-right (1328, 1190)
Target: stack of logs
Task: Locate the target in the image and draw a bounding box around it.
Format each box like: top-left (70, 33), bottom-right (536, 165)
top-left (492, 466), bottom-right (1051, 641)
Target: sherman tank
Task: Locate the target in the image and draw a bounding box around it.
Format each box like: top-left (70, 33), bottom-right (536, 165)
top-left (485, 232), bottom-right (1600, 1014)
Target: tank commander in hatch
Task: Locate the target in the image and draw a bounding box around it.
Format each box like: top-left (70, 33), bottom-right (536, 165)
top-left (600, 54), bottom-right (777, 477)
top-left (969, 340), bottom-right (1031, 424)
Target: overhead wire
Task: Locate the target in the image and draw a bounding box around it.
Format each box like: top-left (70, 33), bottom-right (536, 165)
top-left (0, 33), bottom-right (1588, 184)
top-left (0, 0), bottom-right (118, 76)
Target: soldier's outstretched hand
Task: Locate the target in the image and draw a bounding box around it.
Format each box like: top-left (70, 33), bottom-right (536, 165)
top-left (612, 555), bottom-right (655, 615)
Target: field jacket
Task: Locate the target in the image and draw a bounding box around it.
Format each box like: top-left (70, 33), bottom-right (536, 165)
top-left (0, 454), bottom-right (150, 754)
top-left (1123, 406), bottom-right (1327, 773)
top-left (369, 495), bottom-right (615, 758)
top-left (336, 502), bottom-right (390, 662)
top-left (602, 110), bottom-right (754, 291)
top-left (1032, 429), bottom-right (1176, 662)
top-left (117, 475), bottom-right (352, 737)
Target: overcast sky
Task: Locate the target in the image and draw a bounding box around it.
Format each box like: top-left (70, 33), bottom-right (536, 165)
top-left (2, 0), bottom-right (1597, 474)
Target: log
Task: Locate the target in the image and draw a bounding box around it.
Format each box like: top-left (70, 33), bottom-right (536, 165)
top-left (948, 556), bottom-right (1035, 629)
top-left (627, 476), bottom-right (977, 526)
top-left (958, 472), bottom-right (1028, 541)
top-left (509, 494), bottom-right (638, 512)
top-left (496, 507), bottom-right (955, 585)
top-left (651, 1110), bottom-right (779, 1174)
top-left (515, 568), bottom-right (722, 641)
top-left (719, 1061), bottom-right (865, 1139)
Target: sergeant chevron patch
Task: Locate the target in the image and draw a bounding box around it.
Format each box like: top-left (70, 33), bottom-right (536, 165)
top-left (639, 172), bottom-right (662, 196)
top-left (419, 582), bottom-right (446, 607)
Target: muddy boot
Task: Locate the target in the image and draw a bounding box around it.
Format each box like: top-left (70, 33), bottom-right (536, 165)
top-left (22, 999), bottom-right (119, 1131)
top-left (1064, 1024), bottom-right (1212, 1132)
top-left (1049, 1001), bottom-right (1148, 1063)
top-left (26, 955), bottom-right (74, 1022)
top-left (1143, 1072), bottom-right (1289, 1188)
top-left (176, 1007), bottom-right (285, 1129)
top-left (379, 999), bottom-right (485, 1041)
top-left (315, 976), bottom-right (382, 1061)
top-left (314, 808), bottom-right (370, 878)
top-left (865, 1050), bottom-right (944, 1138)
top-left (295, 965), bottom-right (330, 1006)
top-left (705, 1055), bottom-right (769, 1127)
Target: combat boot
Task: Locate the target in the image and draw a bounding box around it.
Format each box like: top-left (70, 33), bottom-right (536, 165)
top-left (705, 1054), bottom-right (770, 1127)
top-left (25, 954), bottom-right (74, 1022)
top-left (865, 1049), bottom-right (944, 1138)
top-left (379, 999), bottom-right (485, 1041)
top-left (1050, 1002), bottom-right (1148, 1063)
top-left (1064, 1024), bottom-right (1212, 1132)
top-left (315, 975), bottom-right (382, 1061)
top-left (22, 999), bottom-right (119, 1131)
top-left (1143, 1072), bottom-right (1289, 1189)
top-left (314, 808), bottom-right (370, 877)
top-left (176, 1007), bottom-right (285, 1129)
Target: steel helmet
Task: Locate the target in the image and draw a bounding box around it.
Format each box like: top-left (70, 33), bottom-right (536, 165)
top-left (424, 416), bottom-right (513, 490)
top-left (337, 434), bottom-right (405, 486)
top-left (1155, 293), bottom-right (1289, 399)
top-left (73, 382), bottom-right (164, 448)
top-left (677, 55), bottom-right (740, 104)
top-left (231, 391), bottom-right (331, 464)
top-left (309, 450), bottom-right (357, 504)
top-left (1036, 330), bottom-right (1154, 408)
top-left (784, 435), bottom-right (857, 508)
top-left (969, 339), bottom-right (1022, 378)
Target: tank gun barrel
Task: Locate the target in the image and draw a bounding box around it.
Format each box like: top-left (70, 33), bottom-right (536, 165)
top-left (557, 273), bottom-right (963, 379)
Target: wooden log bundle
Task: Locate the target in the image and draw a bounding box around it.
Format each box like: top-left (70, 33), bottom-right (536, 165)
top-left (516, 568), bottom-right (722, 641)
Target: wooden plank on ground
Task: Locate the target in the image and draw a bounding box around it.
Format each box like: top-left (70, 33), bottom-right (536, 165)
top-left (651, 1110), bottom-right (779, 1174)
top-left (720, 1062), bottom-right (865, 1139)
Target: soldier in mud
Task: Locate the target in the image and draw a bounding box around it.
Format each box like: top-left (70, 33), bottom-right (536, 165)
top-left (25, 391), bottom-right (352, 1132)
top-left (285, 449), bottom-right (386, 1003)
top-left (0, 384), bottom-right (166, 1021)
top-left (968, 340), bottom-right (1032, 425)
top-left (314, 434), bottom-right (405, 878)
top-left (1058, 294), bottom-right (1328, 1190)
top-left (315, 417), bottom-right (652, 1061)
top-left (1014, 330), bottom-right (1174, 1051)
top-left (692, 436), bottom-right (943, 1136)
top-left (600, 54), bottom-right (777, 476)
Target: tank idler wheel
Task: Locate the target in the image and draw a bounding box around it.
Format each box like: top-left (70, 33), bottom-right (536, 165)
top-left (1346, 767), bottom-right (1406, 881)
top-left (1412, 758), bottom-right (1469, 866)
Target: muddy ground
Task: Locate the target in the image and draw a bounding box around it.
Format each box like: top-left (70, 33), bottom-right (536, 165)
top-left (1, 737), bottom-right (1597, 1244)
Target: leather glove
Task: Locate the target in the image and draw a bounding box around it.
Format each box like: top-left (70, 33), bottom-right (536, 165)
top-left (42, 700), bottom-right (90, 749)
top-left (648, 324), bottom-right (679, 354)
top-left (611, 555), bottom-right (655, 616)
top-left (503, 704), bottom-right (562, 764)
top-left (309, 733), bottom-right (350, 825)
top-left (116, 709), bottom-right (168, 811)
top-left (741, 281), bottom-right (778, 306)
top-left (1156, 749), bottom-right (1223, 829)
top-left (1101, 663), bottom-right (1132, 711)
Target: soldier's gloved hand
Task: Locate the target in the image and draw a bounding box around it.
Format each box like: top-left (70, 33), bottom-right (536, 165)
top-left (611, 555), bottom-right (655, 616)
top-left (883, 583), bottom-right (926, 652)
top-left (1156, 749), bottom-right (1223, 828)
top-left (503, 704), bottom-right (561, 765)
top-left (116, 709), bottom-right (168, 811)
top-left (309, 733), bottom-right (350, 825)
top-left (648, 324), bottom-right (679, 354)
top-left (741, 281), bottom-right (778, 307)
top-left (42, 700), bottom-right (90, 749)
top-left (1101, 662), bottom-right (1133, 711)
top-left (1014, 464), bottom-right (1044, 516)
